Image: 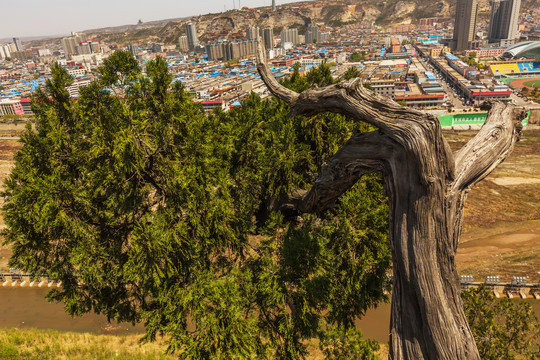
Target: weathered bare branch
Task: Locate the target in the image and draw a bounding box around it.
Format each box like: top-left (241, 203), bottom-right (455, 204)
top-left (445, 102), bottom-right (524, 254)
top-left (256, 42), bottom-right (455, 183)
top-left (290, 79), bottom-right (423, 130)
top-left (297, 130), bottom-right (395, 213)
top-left (452, 102), bottom-right (524, 191)
top-left (257, 42), bottom-right (428, 132)
top-left (256, 40), bottom-right (299, 104)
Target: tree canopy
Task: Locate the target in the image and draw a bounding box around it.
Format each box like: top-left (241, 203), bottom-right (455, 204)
top-left (2, 52), bottom-right (391, 358)
top-left (350, 52), bottom-right (366, 62)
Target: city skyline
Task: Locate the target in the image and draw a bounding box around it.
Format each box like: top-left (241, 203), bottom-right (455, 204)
top-left (0, 0), bottom-right (310, 39)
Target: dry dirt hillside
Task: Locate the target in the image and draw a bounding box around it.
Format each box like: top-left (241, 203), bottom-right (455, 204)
top-left (39, 0), bottom-right (532, 47)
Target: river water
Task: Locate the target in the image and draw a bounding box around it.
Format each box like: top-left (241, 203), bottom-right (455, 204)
top-left (1, 287), bottom-right (539, 343)
top-left (0, 287), bottom-right (145, 335)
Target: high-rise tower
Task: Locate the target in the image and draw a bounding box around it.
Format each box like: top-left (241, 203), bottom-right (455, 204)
top-left (452, 0), bottom-right (478, 51)
top-left (185, 23), bottom-right (199, 51)
top-left (246, 27), bottom-right (260, 41)
top-left (178, 36), bottom-right (189, 52)
top-left (280, 28), bottom-right (299, 47)
top-left (262, 28), bottom-right (274, 49)
top-left (12, 37), bottom-right (23, 52)
top-left (61, 32), bottom-right (87, 57)
top-left (305, 24), bottom-right (319, 45)
top-left (488, 0), bottom-right (521, 46)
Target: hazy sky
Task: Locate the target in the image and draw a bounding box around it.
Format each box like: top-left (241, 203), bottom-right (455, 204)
top-left (0, 0), bottom-right (311, 40)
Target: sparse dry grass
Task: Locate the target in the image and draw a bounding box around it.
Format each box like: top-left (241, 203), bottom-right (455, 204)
top-left (303, 338), bottom-right (389, 360)
top-left (0, 327), bottom-right (390, 360)
top-left (0, 328), bottom-right (173, 360)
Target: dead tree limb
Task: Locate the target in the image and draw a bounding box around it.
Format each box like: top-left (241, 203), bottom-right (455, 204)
top-left (257, 45), bottom-right (524, 359)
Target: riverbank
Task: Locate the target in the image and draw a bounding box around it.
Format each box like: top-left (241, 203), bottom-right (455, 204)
top-left (0, 327), bottom-right (172, 360)
top-left (0, 326), bottom-right (390, 360)
top-left (1, 286), bottom-right (537, 359)
top-left (0, 285), bottom-right (391, 359)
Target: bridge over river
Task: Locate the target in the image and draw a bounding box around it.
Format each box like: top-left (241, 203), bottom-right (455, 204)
top-left (1, 273), bottom-right (539, 343)
top-left (2, 269), bottom-right (539, 299)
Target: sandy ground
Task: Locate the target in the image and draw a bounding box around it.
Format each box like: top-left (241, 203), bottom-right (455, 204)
top-left (457, 220), bottom-right (540, 279)
top-left (446, 129), bottom-right (540, 281)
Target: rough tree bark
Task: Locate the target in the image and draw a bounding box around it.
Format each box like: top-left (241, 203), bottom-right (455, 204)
top-left (256, 45), bottom-right (526, 359)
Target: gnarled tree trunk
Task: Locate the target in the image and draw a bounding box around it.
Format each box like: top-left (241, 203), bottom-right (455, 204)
top-left (256, 45), bottom-right (525, 359)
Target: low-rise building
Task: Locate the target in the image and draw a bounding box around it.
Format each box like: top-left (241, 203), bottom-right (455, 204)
top-left (464, 47), bottom-right (505, 58)
top-left (199, 100), bottom-right (226, 112)
top-left (0, 99), bottom-right (24, 116)
top-left (371, 80), bottom-right (395, 99)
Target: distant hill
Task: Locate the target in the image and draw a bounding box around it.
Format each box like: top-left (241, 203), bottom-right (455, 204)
top-left (0, 34), bottom-right (69, 44)
top-left (25, 0), bottom-right (537, 48)
top-left (82, 17), bottom-right (189, 35)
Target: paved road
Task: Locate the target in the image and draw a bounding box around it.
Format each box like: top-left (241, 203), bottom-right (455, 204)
top-left (509, 92), bottom-right (531, 107)
top-left (416, 56), bottom-right (465, 109)
top-left (440, 79), bottom-right (465, 109)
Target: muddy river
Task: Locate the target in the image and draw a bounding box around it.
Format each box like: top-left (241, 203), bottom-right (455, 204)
top-left (1, 287), bottom-right (539, 343)
top-left (0, 287), bottom-right (145, 335)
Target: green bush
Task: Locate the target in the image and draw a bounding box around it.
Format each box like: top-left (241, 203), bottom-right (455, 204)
top-left (462, 286), bottom-right (540, 359)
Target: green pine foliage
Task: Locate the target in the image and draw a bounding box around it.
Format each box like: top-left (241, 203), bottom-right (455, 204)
top-left (349, 52), bottom-right (366, 63)
top-left (319, 326), bottom-right (380, 360)
top-left (2, 52), bottom-right (391, 359)
top-left (341, 66), bottom-right (362, 81)
top-left (462, 286), bottom-right (540, 360)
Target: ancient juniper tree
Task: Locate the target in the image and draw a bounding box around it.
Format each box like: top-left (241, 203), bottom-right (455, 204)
top-left (256, 47), bottom-right (525, 359)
